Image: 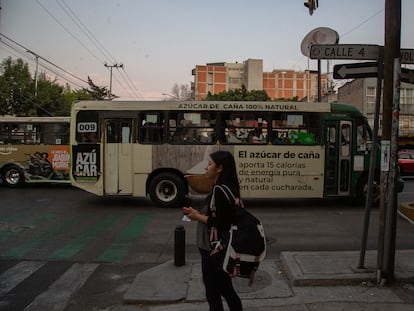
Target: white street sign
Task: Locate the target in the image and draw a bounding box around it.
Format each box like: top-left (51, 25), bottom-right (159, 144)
top-left (333, 62), bottom-right (379, 79)
top-left (401, 49), bottom-right (414, 64)
top-left (310, 44), bottom-right (380, 60)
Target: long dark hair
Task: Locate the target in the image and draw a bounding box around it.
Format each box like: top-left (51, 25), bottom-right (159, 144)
top-left (210, 150), bottom-right (240, 197)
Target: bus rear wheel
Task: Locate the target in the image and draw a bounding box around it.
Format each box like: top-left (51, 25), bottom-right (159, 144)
top-left (148, 173), bottom-right (186, 208)
top-left (356, 173), bottom-right (380, 206)
top-left (2, 165), bottom-right (24, 187)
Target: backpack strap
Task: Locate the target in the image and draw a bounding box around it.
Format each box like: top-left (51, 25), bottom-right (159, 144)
top-left (209, 185), bottom-right (230, 244)
top-left (219, 184), bottom-right (244, 208)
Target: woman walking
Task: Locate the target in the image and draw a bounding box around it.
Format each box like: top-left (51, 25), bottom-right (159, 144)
top-left (183, 151), bottom-right (242, 311)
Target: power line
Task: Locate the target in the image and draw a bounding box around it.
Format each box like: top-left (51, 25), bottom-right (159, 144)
top-left (340, 8), bottom-right (384, 38)
top-left (117, 67), bottom-right (144, 99)
top-left (0, 33), bottom-right (89, 85)
top-left (35, 0), bottom-right (105, 66)
top-left (290, 7), bottom-right (385, 71)
top-left (49, 0), bottom-right (143, 98)
top-left (50, 0), bottom-right (143, 99)
top-left (56, 0), bottom-right (117, 64)
top-left (0, 35), bottom-right (87, 91)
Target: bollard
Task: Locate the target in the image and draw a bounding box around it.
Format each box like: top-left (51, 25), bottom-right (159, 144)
top-left (174, 225), bottom-right (185, 266)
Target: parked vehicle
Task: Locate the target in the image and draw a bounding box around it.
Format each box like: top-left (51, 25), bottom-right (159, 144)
top-left (398, 150), bottom-right (414, 175)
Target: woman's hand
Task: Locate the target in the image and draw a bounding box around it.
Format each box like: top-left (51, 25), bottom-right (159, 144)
top-left (182, 207), bottom-right (208, 223)
top-left (183, 207), bottom-right (198, 220)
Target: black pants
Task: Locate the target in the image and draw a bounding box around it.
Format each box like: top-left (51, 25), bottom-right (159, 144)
top-left (199, 248), bottom-right (243, 311)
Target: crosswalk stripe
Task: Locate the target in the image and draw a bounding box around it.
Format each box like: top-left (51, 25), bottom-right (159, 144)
top-left (48, 214), bottom-right (119, 259)
top-left (1, 213), bottom-right (89, 258)
top-left (23, 263), bottom-right (98, 311)
top-left (0, 261), bottom-right (45, 295)
top-left (0, 212), bottom-right (56, 242)
top-left (98, 214), bottom-right (151, 262)
top-left (0, 210), bottom-right (31, 223)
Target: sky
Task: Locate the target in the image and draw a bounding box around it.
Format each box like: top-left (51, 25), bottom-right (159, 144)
top-left (1, 0), bottom-right (414, 101)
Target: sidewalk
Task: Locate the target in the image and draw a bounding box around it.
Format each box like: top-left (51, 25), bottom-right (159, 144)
top-left (119, 249), bottom-right (414, 311)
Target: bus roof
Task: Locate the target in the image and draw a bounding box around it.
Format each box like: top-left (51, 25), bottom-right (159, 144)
top-left (73, 100), bottom-right (336, 113)
top-left (330, 102), bottom-right (366, 118)
top-left (0, 116), bottom-right (70, 123)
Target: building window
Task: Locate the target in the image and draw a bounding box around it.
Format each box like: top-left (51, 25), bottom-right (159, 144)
top-left (366, 87), bottom-right (376, 114)
top-left (401, 88), bottom-right (414, 109)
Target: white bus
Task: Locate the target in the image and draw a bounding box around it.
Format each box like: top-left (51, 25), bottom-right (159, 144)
top-left (0, 116), bottom-right (70, 186)
top-left (70, 100), bottom-right (402, 208)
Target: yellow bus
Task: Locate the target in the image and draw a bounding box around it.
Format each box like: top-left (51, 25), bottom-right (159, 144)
top-left (70, 100), bottom-right (400, 208)
top-left (0, 116), bottom-right (70, 186)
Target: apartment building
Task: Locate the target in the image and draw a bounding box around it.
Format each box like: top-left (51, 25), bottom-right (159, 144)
top-left (337, 78), bottom-right (414, 146)
top-left (191, 58), bottom-right (328, 101)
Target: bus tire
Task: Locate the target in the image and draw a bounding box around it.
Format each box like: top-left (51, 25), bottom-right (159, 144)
top-left (1, 165), bottom-right (24, 187)
top-left (356, 173), bottom-right (380, 207)
top-left (148, 172), bottom-right (186, 208)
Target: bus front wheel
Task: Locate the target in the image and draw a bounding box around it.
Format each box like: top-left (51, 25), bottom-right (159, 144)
top-left (148, 173), bottom-right (186, 208)
top-left (2, 165), bottom-right (24, 187)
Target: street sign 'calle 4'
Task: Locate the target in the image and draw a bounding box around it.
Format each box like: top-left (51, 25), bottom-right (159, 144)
top-left (310, 44), bottom-right (379, 60)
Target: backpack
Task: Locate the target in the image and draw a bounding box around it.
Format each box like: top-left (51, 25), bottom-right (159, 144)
top-left (210, 185), bottom-right (266, 286)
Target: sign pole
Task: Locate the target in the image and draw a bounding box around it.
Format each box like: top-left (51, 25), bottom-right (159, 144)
top-left (317, 59), bottom-right (321, 102)
top-left (377, 0), bottom-right (401, 284)
top-left (358, 55), bottom-right (383, 269)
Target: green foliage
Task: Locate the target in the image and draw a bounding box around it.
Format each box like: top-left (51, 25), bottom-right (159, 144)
top-left (205, 86), bottom-right (270, 101)
top-left (273, 96), bottom-right (299, 102)
top-left (86, 76), bottom-right (114, 100)
top-left (0, 57), bottom-right (34, 115)
top-left (0, 57), bottom-right (110, 117)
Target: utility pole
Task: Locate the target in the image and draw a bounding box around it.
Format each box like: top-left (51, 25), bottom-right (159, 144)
top-left (26, 50), bottom-right (39, 99)
top-left (377, 0), bottom-right (401, 284)
top-left (104, 63), bottom-right (123, 99)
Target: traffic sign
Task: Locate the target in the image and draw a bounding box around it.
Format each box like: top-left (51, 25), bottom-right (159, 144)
top-left (401, 49), bottom-right (414, 64)
top-left (310, 44), bottom-right (380, 60)
top-left (401, 68), bottom-right (414, 84)
top-left (333, 62), bottom-right (379, 79)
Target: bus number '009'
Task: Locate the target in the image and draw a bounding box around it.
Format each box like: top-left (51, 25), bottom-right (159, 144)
top-left (77, 122), bottom-right (97, 133)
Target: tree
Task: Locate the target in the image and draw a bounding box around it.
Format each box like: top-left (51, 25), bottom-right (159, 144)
top-left (62, 84), bottom-right (92, 112)
top-left (205, 86), bottom-right (270, 101)
top-left (167, 83), bottom-right (192, 101)
top-left (34, 72), bottom-right (69, 116)
top-left (86, 76), bottom-right (114, 100)
top-left (0, 56), bottom-right (114, 116)
top-left (0, 57), bottom-right (34, 115)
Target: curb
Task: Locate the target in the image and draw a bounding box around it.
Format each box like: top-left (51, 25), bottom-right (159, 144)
top-left (280, 251), bottom-right (377, 287)
top-left (399, 202), bottom-right (414, 223)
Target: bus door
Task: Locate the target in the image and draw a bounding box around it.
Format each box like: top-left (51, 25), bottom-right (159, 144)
top-left (104, 119), bottom-right (133, 195)
top-left (324, 120), bottom-right (352, 196)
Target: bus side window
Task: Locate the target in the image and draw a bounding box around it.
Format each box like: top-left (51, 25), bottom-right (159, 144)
top-left (271, 113), bottom-right (317, 145)
top-left (327, 126), bottom-right (336, 156)
top-left (139, 113), bottom-right (164, 144)
top-left (0, 124), bottom-right (7, 144)
top-left (272, 129), bottom-right (288, 144)
top-left (271, 116), bottom-right (287, 144)
top-left (356, 120), bottom-right (371, 153)
top-left (221, 113), bottom-right (267, 145)
top-left (106, 122), bottom-right (117, 143)
top-left (11, 125), bottom-right (24, 143)
top-left (168, 112), bottom-right (215, 144)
